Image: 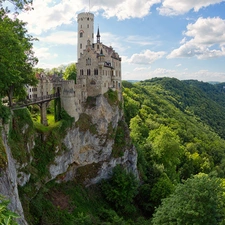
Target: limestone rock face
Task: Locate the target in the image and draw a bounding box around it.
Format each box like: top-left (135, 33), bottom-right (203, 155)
top-left (49, 95), bottom-right (138, 185)
top-left (0, 126), bottom-right (28, 225)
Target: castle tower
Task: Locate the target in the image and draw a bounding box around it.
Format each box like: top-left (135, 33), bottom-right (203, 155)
top-left (77, 12), bottom-right (94, 59)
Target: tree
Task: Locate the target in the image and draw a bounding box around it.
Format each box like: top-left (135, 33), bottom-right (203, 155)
top-left (101, 165), bottom-right (138, 214)
top-left (149, 125), bottom-right (183, 182)
top-left (152, 173), bottom-right (225, 225)
top-left (63, 63), bottom-right (77, 82)
top-left (0, 195), bottom-right (19, 225)
top-left (0, 0), bottom-right (33, 11)
top-left (0, 11), bottom-right (38, 106)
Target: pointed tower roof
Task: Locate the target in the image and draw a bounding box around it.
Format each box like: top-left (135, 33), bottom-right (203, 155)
top-left (97, 26), bottom-right (100, 43)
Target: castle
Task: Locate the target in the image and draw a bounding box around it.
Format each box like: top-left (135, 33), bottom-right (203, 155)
top-left (27, 12), bottom-right (122, 122)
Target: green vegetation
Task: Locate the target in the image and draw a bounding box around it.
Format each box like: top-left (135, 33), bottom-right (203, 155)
top-left (0, 195), bottom-right (19, 225)
top-left (112, 120), bottom-right (128, 157)
top-left (5, 76), bottom-right (225, 224)
top-left (0, 9), bottom-right (38, 106)
top-left (122, 78), bottom-right (225, 217)
top-left (9, 108), bottom-right (34, 164)
top-left (24, 170), bottom-right (146, 225)
top-left (0, 136), bottom-right (7, 169)
top-left (75, 113), bottom-right (97, 135)
top-left (152, 173), bottom-right (225, 225)
top-left (104, 89), bottom-right (119, 106)
top-left (101, 165), bottom-right (138, 215)
top-left (63, 63), bottom-right (77, 82)
top-left (0, 101), bottom-right (10, 124)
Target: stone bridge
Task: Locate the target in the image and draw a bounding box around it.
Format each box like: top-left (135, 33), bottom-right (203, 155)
top-left (12, 92), bottom-right (60, 125)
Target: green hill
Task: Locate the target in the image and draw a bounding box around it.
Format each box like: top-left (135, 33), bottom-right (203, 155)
top-left (123, 78), bottom-right (225, 216)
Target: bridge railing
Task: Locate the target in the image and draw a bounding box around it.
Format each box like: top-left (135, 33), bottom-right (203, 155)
top-left (12, 92), bottom-right (60, 108)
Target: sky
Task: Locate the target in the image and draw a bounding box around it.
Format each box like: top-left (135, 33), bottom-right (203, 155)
top-left (14, 0), bottom-right (225, 81)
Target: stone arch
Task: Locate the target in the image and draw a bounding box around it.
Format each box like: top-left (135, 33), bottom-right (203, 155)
top-left (90, 79), bottom-right (96, 85)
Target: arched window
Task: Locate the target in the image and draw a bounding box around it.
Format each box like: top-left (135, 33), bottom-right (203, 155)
top-left (94, 69), bottom-right (98, 75)
top-left (80, 32), bottom-right (83, 38)
top-left (80, 69), bottom-right (83, 75)
top-left (87, 69), bottom-right (91, 75)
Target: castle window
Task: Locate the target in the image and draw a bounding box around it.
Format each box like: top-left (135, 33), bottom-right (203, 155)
top-left (80, 69), bottom-right (84, 75)
top-left (80, 32), bottom-right (83, 38)
top-left (87, 17), bottom-right (89, 20)
top-left (97, 45), bottom-right (99, 50)
top-left (86, 58), bottom-right (91, 65)
top-left (80, 43), bottom-right (82, 49)
top-left (94, 69), bottom-right (98, 75)
top-left (87, 69), bottom-right (91, 75)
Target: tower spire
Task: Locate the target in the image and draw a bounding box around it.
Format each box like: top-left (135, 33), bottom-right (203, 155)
top-left (97, 26), bottom-right (100, 43)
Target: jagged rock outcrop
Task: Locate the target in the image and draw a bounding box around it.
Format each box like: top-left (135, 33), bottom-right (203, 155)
top-left (0, 124), bottom-right (28, 225)
top-left (0, 93), bottom-right (138, 224)
top-left (49, 95), bottom-right (138, 185)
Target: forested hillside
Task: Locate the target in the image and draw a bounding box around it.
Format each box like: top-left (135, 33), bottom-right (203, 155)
top-left (123, 77), bottom-right (225, 220)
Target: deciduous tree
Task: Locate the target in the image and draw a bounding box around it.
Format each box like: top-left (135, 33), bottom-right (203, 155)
top-left (63, 63), bottom-right (77, 82)
top-left (152, 173), bottom-right (225, 225)
top-left (0, 11), bottom-right (38, 106)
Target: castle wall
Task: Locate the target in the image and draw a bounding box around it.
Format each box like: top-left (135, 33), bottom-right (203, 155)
top-left (60, 80), bottom-right (80, 121)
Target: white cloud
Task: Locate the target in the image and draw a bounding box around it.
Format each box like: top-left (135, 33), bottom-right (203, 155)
top-left (168, 17), bottom-right (225, 59)
top-left (18, 0), bottom-right (83, 34)
top-left (129, 49), bottom-right (166, 64)
top-left (33, 47), bottom-right (58, 60)
top-left (97, 0), bottom-right (161, 20)
top-left (158, 0), bottom-right (225, 16)
top-left (39, 31), bottom-right (77, 45)
top-left (134, 66), bottom-right (151, 71)
top-left (18, 0), bottom-right (161, 35)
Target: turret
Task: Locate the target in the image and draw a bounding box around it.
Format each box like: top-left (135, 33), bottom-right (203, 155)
top-left (77, 12), bottom-right (94, 59)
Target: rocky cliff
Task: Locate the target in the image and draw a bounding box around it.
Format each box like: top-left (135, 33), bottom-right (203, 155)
top-left (0, 92), bottom-right (138, 225)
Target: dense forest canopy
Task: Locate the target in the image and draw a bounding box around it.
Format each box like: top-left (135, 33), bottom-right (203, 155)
top-left (123, 77), bottom-right (225, 217)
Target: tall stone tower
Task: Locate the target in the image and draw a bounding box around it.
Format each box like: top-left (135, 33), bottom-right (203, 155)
top-left (77, 12), bottom-right (94, 59)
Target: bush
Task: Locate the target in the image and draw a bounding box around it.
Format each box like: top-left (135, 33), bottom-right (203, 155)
top-left (0, 195), bottom-right (19, 225)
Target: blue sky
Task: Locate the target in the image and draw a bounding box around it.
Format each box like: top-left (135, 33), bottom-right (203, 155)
top-left (16, 0), bottom-right (225, 81)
